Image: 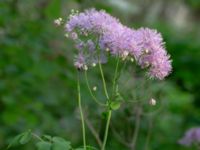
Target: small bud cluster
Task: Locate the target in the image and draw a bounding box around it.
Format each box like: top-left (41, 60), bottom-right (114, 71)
top-left (54, 18), bottom-right (63, 26)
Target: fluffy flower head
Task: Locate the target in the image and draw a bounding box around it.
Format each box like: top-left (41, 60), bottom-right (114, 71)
top-left (64, 8), bottom-right (172, 80)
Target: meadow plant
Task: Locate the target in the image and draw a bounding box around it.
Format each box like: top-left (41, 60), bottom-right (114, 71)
top-left (64, 8), bottom-right (171, 150)
top-left (8, 8), bottom-right (172, 150)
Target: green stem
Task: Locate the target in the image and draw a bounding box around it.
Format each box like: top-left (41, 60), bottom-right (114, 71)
top-left (84, 71), bottom-right (106, 106)
top-left (112, 57), bottom-right (120, 95)
top-left (77, 73), bottom-right (86, 150)
top-left (131, 107), bottom-right (141, 150)
top-left (98, 62), bottom-right (109, 100)
top-left (32, 133), bottom-right (44, 142)
top-left (102, 110), bottom-right (112, 150)
top-left (144, 117), bottom-right (153, 150)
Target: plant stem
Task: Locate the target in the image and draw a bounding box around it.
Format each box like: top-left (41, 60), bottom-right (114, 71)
top-left (32, 133), bottom-right (44, 142)
top-left (77, 73), bottom-right (86, 150)
top-left (98, 62), bottom-right (109, 100)
top-left (144, 117), bottom-right (153, 150)
top-left (112, 57), bottom-right (120, 95)
top-left (85, 116), bottom-right (103, 148)
top-left (131, 107), bottom-right (141, 150)
top-left (84, 71), bottom-right (106, 106)
top-left (102, 110), bottom-right (112, 150)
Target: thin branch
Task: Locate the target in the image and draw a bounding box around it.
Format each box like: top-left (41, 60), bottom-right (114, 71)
top-left (84, 71), bottom-right (106, 106)
top-left (144, 117), bottom-right (153, 150)
top-left (130, 106), bottom-right (142, 150)
top-left (111, 124), bottom-right (130, 148)
top-left (85, 117), bottom-right (103, 148)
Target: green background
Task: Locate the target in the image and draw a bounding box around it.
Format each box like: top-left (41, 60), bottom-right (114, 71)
top-left (0, 0), bottom-right (200, 149)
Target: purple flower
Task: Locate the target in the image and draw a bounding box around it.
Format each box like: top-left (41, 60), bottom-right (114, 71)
top-left (64, 9), bottom-right (172, 79)
top-left (179, 127), bottom-right (200, 147)
top-left (75, 41), bottom-right (84, 50)
top-left (65, 9), bottom-right (121, 35)
top-left (74, 52), bottom-right (86, 69)
top-left (70, 32), bottom-right (78, 40)
top-left (134, 28), bottom-right (172, 79)
top-left (87, 40), bottom-right (95, 52)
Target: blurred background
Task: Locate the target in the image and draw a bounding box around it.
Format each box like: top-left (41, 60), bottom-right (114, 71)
top-left (0, 0), bottom-right (200, 149)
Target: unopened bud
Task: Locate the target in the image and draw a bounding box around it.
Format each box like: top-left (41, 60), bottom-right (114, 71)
top-left (92, 63), bottom-right (96, 67)
top-left (144, 61), bottom-right (149, 68)
top-left (149, 98), bottom-right (156, 106)
top-left (130, 58), bottom-right (134, 62)
top-left (144, 49), bottom-right (149, 54)
top-left (83, 65), bottom-right (88, 71)
top-left (93, 86), bottom-right (97, 91)
top-left (122, 51), bottom-right (129, 60)
top-left (106, 48), bottom-right (110, 52)
top-left (54, 18), bottom-right (63, 26)
top-left (64, 33), bottom-right (69, 38)
top-left (71, 9), bottom-right (75, 14)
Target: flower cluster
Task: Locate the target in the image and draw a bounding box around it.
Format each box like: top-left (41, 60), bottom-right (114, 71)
top-left (179, 127), bottom-right (200, 146)
top-left (64, 8), bottom-right (172, 80)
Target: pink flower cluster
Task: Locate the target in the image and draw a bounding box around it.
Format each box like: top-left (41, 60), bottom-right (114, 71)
top-left (65, 9), bottom-right (172, 80)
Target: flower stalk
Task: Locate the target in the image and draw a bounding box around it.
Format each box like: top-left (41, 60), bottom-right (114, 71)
top-left (77, 72), bottom-right (86, 150)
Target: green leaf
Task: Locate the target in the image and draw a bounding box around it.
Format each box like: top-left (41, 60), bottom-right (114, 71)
top-left (36, 141), bottom-right (52, 150)
top-left (42, 135), bottom-right (52, 141)
top-left (7, 130), bottom-right (32, 149)
top-left (52, 137), bottom-right (71, 150)
top-left (19, 130), bottom-right (32, 144)
top-left (110, 101), bottom-right (121, 110)
top-left (7, 133), bottom-right (24, 149)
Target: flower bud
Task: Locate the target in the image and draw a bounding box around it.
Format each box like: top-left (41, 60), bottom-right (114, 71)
top-left (64, 33), bottom-right (69, 38)
top-left (83, 65), bottom-right (88, 71)
top-left (54, 18), bottom-right (63, 26)
top-left (105, 48), bottom-right (110, 52)
top-left (149, 98), bottom-right (156, 106)
top-left (93, 86), bottom-right (97, 91)
top-left (144, 49), bottom-right (149, 54)
top-left (92, 63), bottom-right (96, 67)
top-left (130, 58), bottom-right (134, 62)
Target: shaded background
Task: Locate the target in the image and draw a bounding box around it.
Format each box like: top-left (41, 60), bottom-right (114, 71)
top-left (0, 0), bottom-right (200, 149)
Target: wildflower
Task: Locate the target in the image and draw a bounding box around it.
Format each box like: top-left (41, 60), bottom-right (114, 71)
top-left (135, 28), bottom-right (172, 79)
top-left (87, 40), bottom-right (95, 52)
top-left (179, 127), bottom-right (200, 147)
top-left (64, 9), bottom-right (172, 80)
top-left (74, 53), bottom-right (86, 70)
top-left (75, 42), bottom-right (84, 50)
